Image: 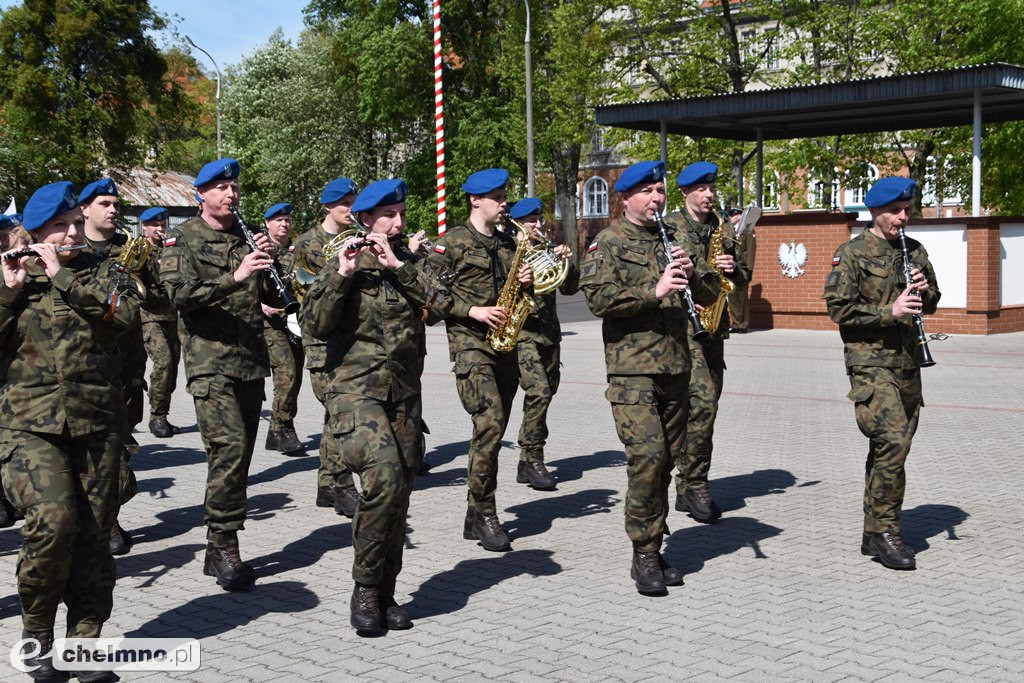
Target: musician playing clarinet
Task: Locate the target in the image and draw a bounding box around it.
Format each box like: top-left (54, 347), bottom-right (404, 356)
top-left (160, 158), bottom-right (285, 591)
top-left (580, 161), bottom-right (719, 596)
top-left (823, 176), bottom-right (940, 571)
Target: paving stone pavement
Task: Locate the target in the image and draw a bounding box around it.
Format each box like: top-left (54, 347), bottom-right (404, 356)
top-left (2, 322), bottom-right (1022, 682)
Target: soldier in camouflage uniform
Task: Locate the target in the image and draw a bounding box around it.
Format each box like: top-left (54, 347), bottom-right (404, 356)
top-left (580, 161), bottom-right (720, 595)
top-left (668, 162), bottom-right (750, 523)
top-left (427, 168), bottom-right (534, 552)
top-left (293, 178), bottom-right (360, 516)
top-left (262, 202), bottom-right (305, 455)
top-left (0, 217), bottom-right (28, 529)
top-left (1, 181), bottom-right (139, 680)
top-left (302, 178), bottom-right (451, 635)
top-left (506, 197), bottom-right (580, 491)
top-left (727, 207), bottom-right (756, 333)
top-left (823, 176), bottom-right (940, 571)
top-left (139, 206), bottom-right (183, 439)
top-left (80, 178), bottom-right (150, 556)
top-left (160, 158), bottom-right (285, 591)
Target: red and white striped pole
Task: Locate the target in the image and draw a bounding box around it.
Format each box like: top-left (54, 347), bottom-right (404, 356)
top-left (433, 0), bottom-right (447, 235)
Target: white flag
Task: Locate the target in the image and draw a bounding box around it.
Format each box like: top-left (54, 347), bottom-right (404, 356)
top-left (4, 198), bottom-right (15, 215)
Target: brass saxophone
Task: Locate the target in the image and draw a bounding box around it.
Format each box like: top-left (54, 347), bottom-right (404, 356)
top-left (486, 218), bottom-right (535, 353)
top-left (698, 210), bottom-right (736, 335)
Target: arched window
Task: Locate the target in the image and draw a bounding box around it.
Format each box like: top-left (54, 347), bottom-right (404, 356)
top-left (582, 177), bottom-right (609, 218)
top-left (843, 162), bottom-right (879, 207)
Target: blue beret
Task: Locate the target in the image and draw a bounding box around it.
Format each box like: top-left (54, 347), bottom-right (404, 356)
top-left (352, 179), bottom-right (408, 214)
top-left (676, 161), bottom-right (718, 188)
top-left (194, 158), bottom-right (241, 188)
top-left (509, 197), bottom-right (543, 219)
top-left (264, 202), bottom-right (293, 220)
top-left (614, 161), bottom-right (666, 193)
top-left (0, 214), bottom-right (17, 229)
top-left (865, 177), bottom-right (916, 208)
top-left (77, 178), bottom-right (118, 205)
top-left (320, 177), bottom-right (358, 204)
top-left (23, 181), bottom-right (79, 232)
top-left (139, 207), bottom-right (168, 223)
top-left (462, 168), bottom-right (509, 195)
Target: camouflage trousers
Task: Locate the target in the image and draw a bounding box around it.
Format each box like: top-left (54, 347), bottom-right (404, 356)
top-left (453, 350), bottom-right (519, 515)
top-left (327, 393), bottom-right (421, 587)
top-left (309, 371), bottom-right (354, 490)
top-left (606, 373), bottom-right (689, 553)
top-left (188, 375), bottom-right (265, 547)
top-left (848, 366), bottom-right (922, 533)
top-left (142, 319), bottom-right (180, 417)
top-left (0, 426), bottom-right (120, 637)
top-left (266, 326), bottom-right (304, 430)
top-left (516, 340), bottom-right (561, 464)
top-left (728, 282), bottom-right (750, 331)
top-left (119, 326), bottom-right (148, 434)
top-left (675, 336), bottom-right (725, 494)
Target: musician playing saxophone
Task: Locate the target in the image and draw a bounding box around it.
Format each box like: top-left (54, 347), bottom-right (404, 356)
top-left (426, 168), bottom-right (533, 552)
top-left (823, 177), bottom-right (940, 571)
top-left (507, 197), bottom-right (579, 492)
top-left (668, 162), bottom-right (750, 523)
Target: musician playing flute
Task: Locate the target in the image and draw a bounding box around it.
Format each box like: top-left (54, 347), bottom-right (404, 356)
top-left (302, 178), bottom-right (451, 635)
top-left (1, 181), bottom-right (140, 681)
top-left (160, 158), bottom-right (284, 591)
top-left (823, 176), bottom-right (940, 571)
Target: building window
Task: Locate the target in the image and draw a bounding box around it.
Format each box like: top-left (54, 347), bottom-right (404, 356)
top-left (807, 171), bottom-right (840, 210)
top-left (583, 177), bottom-right (609, 218)
top-left (843, 162), bottom-right (879, 207)
top-left (764, 29), bottom-right (779, 70)
top-left (921, 156), bottom-right (963, 206)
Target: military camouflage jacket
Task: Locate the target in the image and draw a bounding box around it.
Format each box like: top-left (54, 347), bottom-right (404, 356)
top-left (292, 225), bottom-right (335, 370)
top-left (140, 243), bottom-right (177, 323)
top-left (823, 229), bottom-right (941, 371)
top-left (86, 231), bottom-right (164, 315)
top-left (263, 240), bottom-right (299, 338)
top-left (301, 246), bottom-right (452, 402)
top-left (580, 217), bottom-right (720, 376)
top-left (0, 254), bottom-right (138, 436)
top-left (518, 249), bottom-right (581, 347)
top-left (671, 210), bottom-right (751, 341)
top-left (159, 216), bottom-right (284, 383)
top-left (427, 222), bottom-right (520, 361)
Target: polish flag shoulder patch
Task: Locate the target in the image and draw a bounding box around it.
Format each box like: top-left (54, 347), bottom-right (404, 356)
top-left (831, 256), bottom-right (841, 266)
top-left (288, 245), bottom-right (295, 252)
top-left (433, 244), bottom-right (447, 254)
top-left (163, 237), bottom-right (177, 247)
top-left (587, 242), bottom-right (599, 253)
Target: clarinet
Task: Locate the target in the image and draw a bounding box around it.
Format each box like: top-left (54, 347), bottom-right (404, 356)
top-left (897, 226), bottom-right (936, 368)
top-left (229, 206), bottom-right (300, 315)
top-left (653, 209), bottom-right (709, 341)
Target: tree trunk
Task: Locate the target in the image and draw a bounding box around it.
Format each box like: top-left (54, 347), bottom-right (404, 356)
top-left (551, 142), bottom-right (582, 259)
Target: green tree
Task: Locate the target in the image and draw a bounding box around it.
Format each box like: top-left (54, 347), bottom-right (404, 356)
top-left (0, 0), bottom-right (191, 203)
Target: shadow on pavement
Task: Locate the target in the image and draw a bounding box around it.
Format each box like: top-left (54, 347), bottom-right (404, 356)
top-left (135, 476), bottom-right (175, 499)
top-left (249, 522), bottom-right (352, 578)
top-left (407, 549), bottom-right (561, 618)
top-left (130, 443), bottom-right (206, 471)
top-left (129, 493), bottom-right (295, 547)
top-left (665, 516), bottom-right (783, 575)
top-left (420, 439), bottom-right (470, 472)
top-left (124, 580), bottom-right (319, 640)
top-left (116, 542), bottom-right (207, 587)
top-left (709, 468), bottom-right (805, 513)
top-left (901, 503), bottom-right (969, 552)
top-left (544, 450), bottom-right (627, 484)
top-left (503, 488), bottom-right (619, 540)
top-left (248, 453), bottom-right (319, 486)
top-left (0, 592), bottom-right (19, 621)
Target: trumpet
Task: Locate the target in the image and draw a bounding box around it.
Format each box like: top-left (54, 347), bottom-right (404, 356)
top-left (4, 243), bottom-right (85, 259)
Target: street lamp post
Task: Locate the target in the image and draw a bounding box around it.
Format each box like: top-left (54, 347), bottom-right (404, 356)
top-left (524, 0), bottom-right (535, 198)
top-left (186, 36), bottom-right (222, 160)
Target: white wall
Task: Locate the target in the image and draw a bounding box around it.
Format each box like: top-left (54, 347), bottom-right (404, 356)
top-left (1001, 224), bottom-right (1024, 307)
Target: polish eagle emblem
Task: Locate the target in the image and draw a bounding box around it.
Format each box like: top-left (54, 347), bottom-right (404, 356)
top-left (778, 242), bottom-right (808, 278)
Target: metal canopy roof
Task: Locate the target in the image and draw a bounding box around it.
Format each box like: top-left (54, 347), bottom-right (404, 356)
top-left (595, 63), bottom-right (1024, 141)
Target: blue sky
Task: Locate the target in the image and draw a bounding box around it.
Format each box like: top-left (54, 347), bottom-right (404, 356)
top-left (152, 0), bottom-right (308, 71)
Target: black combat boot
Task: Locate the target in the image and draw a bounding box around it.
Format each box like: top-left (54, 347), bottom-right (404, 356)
top-left (333, 485), bottom-right (359, 518)
top-left (316, 485), bottom-right (335, 508)
top-left (516, 461), bottom-right (556, 491)
top-left (148, 416), bottom-right (178, 438)
top-left (630, 551), bottom-right (668, 596)
top-left (468, 510), bottom-right (511, 552)
top-left (350, 584), bottom-right (384, 635)
top-left (676, 487), bottom-right (722, 523)
top-left (659, 553), bottom-right (684, 586)
top-left (862, 530), bottom-right (916, 570)
top-left (380, 594), bottom-right (412, 630)
top-left (109, 521), bottom-right (132, 556)
top-left (277, 427), bottom-right (304, 456)
top-left (264, 429), bottom-right (284, 451)
top-left (20, 629), bottom-right (67, 682)
top-left (204, 543), bottom-right (256, 590)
